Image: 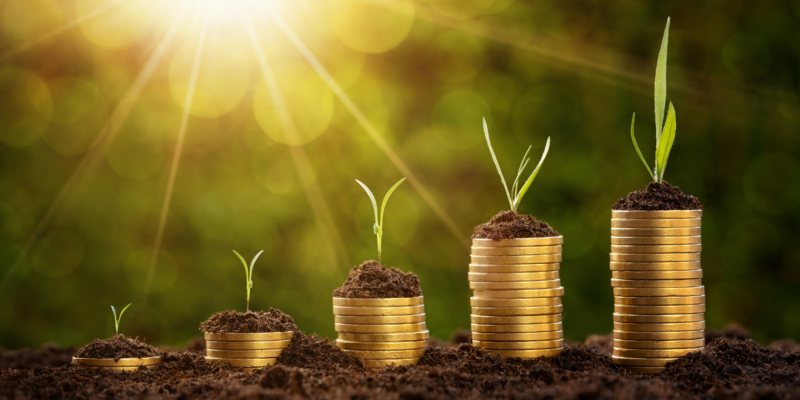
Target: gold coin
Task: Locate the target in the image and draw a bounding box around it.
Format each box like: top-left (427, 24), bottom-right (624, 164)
top-left (613, 321), bottom-right (705, 332)
top-left (621, 366), bottom-right (665, 375)
top-left (337, 331), bottom-right (430, 342)
top-left (470, 279), bottom-right (561, 290)
top-left (471, 314), bottom-right (562, 324)
top-left (471, 331), bottom-right (563, 341)
top-left (469, 263), bottom-right (560, 273)
top-left (470, 297), bottom-right (562, 307)
top-left (335, 340), bottom-right (427, 351)
top-left (610, 261), bottom-right (700, 271)
top-left (611, 210), bottom-right (702, 219)
top-left (472, 322), bottom-right (563, 333)
top-left (614, 304), bottom-right (705, 315)
top-left (334, 314), bottom-right (426, 324)
top-left (612, 313), bottom-right (704, 323)
top-left (477, 348), bottom-right (562, 358)
top-left (470, 246), bottom-right (561, 256)
top-left (472, 236), bottom-right (563, 247)
top-left (332, 296), bottom-right (424, 307)
top-left (342, 348), bottom-right (426, 359)
top-left (613, 286), bottom-right (704, 297)
top-left (613, 330), bottom-right (705, 340)
top-left (612, 236), bottom-right (702, 245)
top-left (610, 253), bottom-right (701, 262)
top-left (203, 332), bottom-right (295, 342)
top-left (362, 358), bottom-right (420, 368)
top-left (611, 219), bottom-right (701, 228)
top-left (611, 227), bottom-right (701, 237)
top-left (335, 322), bottom-right (426, 333)
top-left (614, 295), bottom-right (705, 306)
top-left (471, 305), bottom-right (563, 316)
top-left (613, 347), bottom-right (703, 358)
top-left (473, 339), bottom-right (564, 350)
top-left (205, 357), bottom-right (278, 367)
top-left (612, 270), bottom-right (703, 280)
top-left (468, 271), bottom-right (560, 282)
top-left (206, 340), bottom-right (292, 350)
top-left (72, 357), bottom-right (162, 367)
top-left (612, 355), bottom-right (676, 366)
top-left (611, 244), bottom-right (702, 254)
top-left (611, 279), bottom-right (703, 288)
top-left (471, 254), bottom-right (562, 265)
top-left (473, 287), bottom-right (565, 299)
top-left (205, 349), bottom-right (283, 359)
top-left (79, 366), bottom-right (159, 371)
top-left (332, 305), bottom-right (425, 316)
top-left (613, 339), bottom-right (705, 349)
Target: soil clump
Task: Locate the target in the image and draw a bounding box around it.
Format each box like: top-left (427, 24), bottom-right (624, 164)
top-left (73, 335), bottom-right (160, 360)
top-left (333, 260), bottom-right (422, 298)
top-left (612, 181), bottom-right (703, 210)
top-left (473, 210), bottom-right (560, 240)
top-left (200, 308), bottom-right (297, 333)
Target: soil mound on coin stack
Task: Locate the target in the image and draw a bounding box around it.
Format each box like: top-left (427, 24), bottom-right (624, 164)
top-left (73, 335), bottom-right (159, 361)
top-left (333, 261), bottom-right (421, 298)
top-left (278, 331), bottom-right (364, 371)
top-left (612, 181), bottom-right (703, 211)
top-left (472, 211), bottom-right (560, 240)
top-left (199, 309), bottom-right (297, 333)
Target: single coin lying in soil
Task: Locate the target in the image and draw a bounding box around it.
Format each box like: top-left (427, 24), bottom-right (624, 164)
top-left (199, 308), bottom-right (297, 333)
top-left (333, 260), bottom-right (422, 298)
top-left (72, 334), bottom-right (160, 361)
top-left (612, 181), bottom-right (703, 211)
top-left (473, 210), bottom-right (560, 240)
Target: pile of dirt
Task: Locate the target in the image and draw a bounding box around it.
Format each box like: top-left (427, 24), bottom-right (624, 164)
top-left (278, 331), bottom-right (363, 371)
top-left (200, 308), bottom-right (297, 333)
top-left (73, 335), bottom-right (160, 360)
top-left (0, 345), bottom-right (75, 369)
top-left (612, 181), bottom-right (703, 210)
top-left (332, 260), bottom-right (422, 298)
top-left (473, 210), bottom-right (560, 240)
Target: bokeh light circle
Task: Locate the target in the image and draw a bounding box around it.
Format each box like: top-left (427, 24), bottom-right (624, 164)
top-left (0, 202), bottom-right (21, 241)
top-left (124, 248), bottom-right (178, 294)
top-left (1, 0), bottom-right (63, 45)
top-left (43, 77), bottom-right (107, 156)
top-left (513, 85), bottom-right (580, 141)
top-left (433, 90), bottom-right (491, 149)
top-left (0, 68), bottom-right (52, 147)
top-left (330, 0), bottom-right (415, 54)
top-left (76, 0), bottom-right (152, 49)
top-left (431, 31), bottom-right (485, 83)
top-left (743, 152), bottom-right (800, 214)
top-left (428, 0), bottom-right (495, 19)
top-left (31, 231), bottom-right (85, 278)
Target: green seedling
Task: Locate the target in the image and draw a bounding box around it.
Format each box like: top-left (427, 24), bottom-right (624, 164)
top-left (355, 177), bottom-right (406, 265)
top-left (233, 249), bottom-right (264, 313)
top-left (111, 303), bottom-right (131, 337)
top-left (631, 17), bottom-right (677, 184)
top-left (483, 118), bottom-right (551, 213)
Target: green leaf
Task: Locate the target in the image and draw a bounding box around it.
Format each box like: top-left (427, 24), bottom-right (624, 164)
top-left (630, 113), bottom-right (656, 181)
top-left (512, 145), bottom-right (532, 199)
top-left (118, 303), bottom-right (131, 323)
top-left (355, 180), bottom-right (379, 227)
top-left (483, 118), bottom-right (513, 210)
top-left (379, 177), bottom-right (406, 229)
top-left (655, 102), bottom-right (677, 183)
top-left (249, 250), bottom-right (263, 288)
top-left (513, 137), bottom-right (550, 212)
top-left (654, 17), bottom-right (670, 143)
top-left (233, 250), bottom-right (249, 281)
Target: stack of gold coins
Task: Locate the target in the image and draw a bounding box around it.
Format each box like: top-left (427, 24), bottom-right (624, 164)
top-left (204, 331), bottom-right (294, 372)
top-left (72, 356), bottom-right (162, 371)
top-left (333, 296), bottom-right (428, 368)
top-left (469, 236), bottom-right (565, 358)
top-left (610, 210), bottom-right (705, 374)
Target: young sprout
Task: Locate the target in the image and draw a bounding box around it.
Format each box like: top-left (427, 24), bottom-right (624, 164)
top-left (630, 17), bottom-right (677, 184)
top-left (355, 177), bottom-right (406, 265)
top-left (482, 118), bottom-right (551, 213)
top-left (233, 250), bottom-right (264, 313)
top-left (111, 303), bottom-right (131, 337)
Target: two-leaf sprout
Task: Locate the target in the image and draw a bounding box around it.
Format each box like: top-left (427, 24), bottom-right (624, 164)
top-left (631, 17), bottom-right (677, 184)
top-left (483, 118), bottom-right (551, 213)
top-left (356, 177), bottom-right (406, 265)
top-left (111, 303), bottom-right (131, 337)
top-left (233, 250), bottom-right (263, 313)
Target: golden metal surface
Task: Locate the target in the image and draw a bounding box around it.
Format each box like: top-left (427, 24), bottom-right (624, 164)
top-left (469, 263), bottom-right (560, 273)
top-left (335, 340), bottom-right (427, 351)
top-left (203, 332), bottom-right (294, 342)
top-left (470, 279), bottom-right (561, 290)
top-left (614, 295), bottom-right (705, 306)
top-left (613, 347), bottom-right (703, 358)
top-left (477, 348), bottom-right (563, 358)
top-left (470, 331), bottom-right (564, 342)
top-left (332, 305), bottom-right (425, 316)
top-left (335, 322), bottom-right (426, 334)
top-left (473, 339), bottom-right (564, 350)
top-left (472, 236), bottom-right (563, 247)
top-left (471, 322), bottom-right (563, 333)
top-left (332, 296), bottom-right (424, 307)
top-left (611, 244), bottom-right (702, 254)
top-left (206, 340), bottom-right (292, 350)
top-left (612, 270), bottom-right (703, 280)
top-left (612, 355), bottom-right (676, 366)
top-left (362, 358), bottom-right (420, 368)
top-left (613, 321), bottom-right (706, 332)
top-left (614, 304), bottom-right (705, 315)
top-left (336, 331), bottom-right (430, 342)
top-left (471, 254), bottom-right (563, 265)
top-left (334, 314), bottom-right (426, 324)
top-left (613, 286), bottom-right (704, 297)
top-left (612, 313), bottom-right (704, 323)
top-left (470, 297), bottom-right (562, 308)
top-left (72, 357), bottom-right (162, 367)
top-left (610, 253), bottom-right (701, 262)
top-left (473, 287), bottom-right (565, 299)
top-left (471, 305), bottom-right (563, 316)
top-left (342, 348), bottom-right (426, 359)
top-left (611, 210), bottom-right (702, 219)
top-left (471, 314), bottom-right (562, 325)
top-left (612, 236), bottom-right (702, 245)
top-left (621, 366), bottom-right (665, 374)
top-left (611, 227), bottom-right (702, 237)
top-left (471, 246), bottom-right (561, 256)
top-left (204, 357), bottom-right (278, 367)
top-left (613, 339), bottom-right (705, 349)
top-left (613, 330), bottom-right (705, 340)
top-left (468, 271), bottom-right (559, 282)
top-left (611, 218), bottom-right (701, 228)
top-left (205, 349), bottom-right (283, 359)
top-left (610, 261), bottom-right (701, 271)
top-left (610, 278), bottom-right (703, 288)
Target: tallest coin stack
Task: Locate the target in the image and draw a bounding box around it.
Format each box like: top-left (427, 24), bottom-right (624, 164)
top-left (610, 210), bottom-right (705, 374)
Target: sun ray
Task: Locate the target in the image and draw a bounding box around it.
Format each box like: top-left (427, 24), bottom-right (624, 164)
top-left (265, 8), bottom-right (468, 247)
top-left (244, 19), bottom-right (350, 270)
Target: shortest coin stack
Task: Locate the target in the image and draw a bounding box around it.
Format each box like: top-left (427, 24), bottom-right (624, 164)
top-left (204, 331), bottom-right (294, 372)
top-left (72, 356), bottom-right (162, 371)
top-left (334, 296), bottom-right (428, 368)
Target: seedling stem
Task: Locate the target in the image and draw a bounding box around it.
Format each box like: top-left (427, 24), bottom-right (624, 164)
top-left (111, 303), bottom-right (131, 337)
top-left (356, 178), bottom-right (406, 265)
top-left (233, 250), bottom-right (264, 313)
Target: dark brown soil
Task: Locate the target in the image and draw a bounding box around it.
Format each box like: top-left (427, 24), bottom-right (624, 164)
top-left (278, 331), bottom-right (363, 371)
top-left (73, 335), bottom-right (160, 360)
top-left (199, 308), bottom-right (297, 333)
top-left (612, 181), bottom-right (703, 210)
top-left (332, 260), bottom-right (422, 298)
top-left (472, 210), bottom-right (560, 240)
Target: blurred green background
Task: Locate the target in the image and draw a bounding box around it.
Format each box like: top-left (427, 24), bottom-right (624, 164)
top-left (1, 0), bottom-right (799, 350)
